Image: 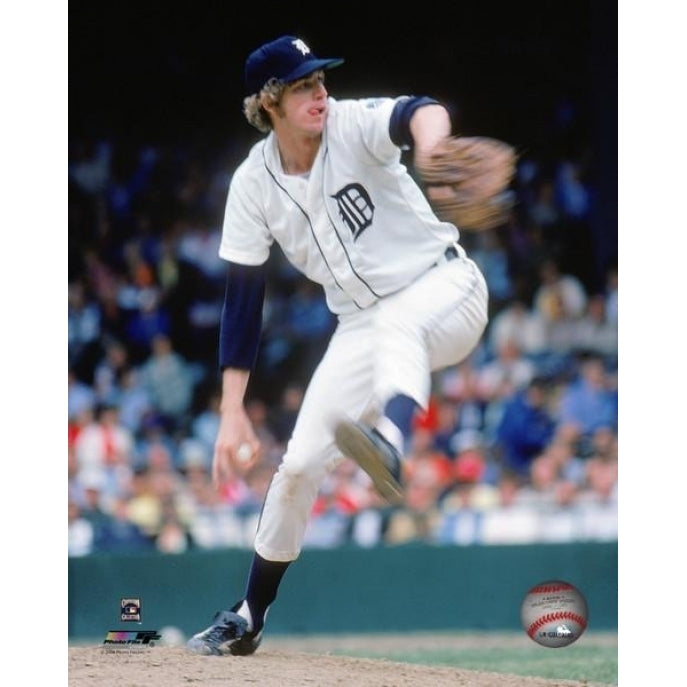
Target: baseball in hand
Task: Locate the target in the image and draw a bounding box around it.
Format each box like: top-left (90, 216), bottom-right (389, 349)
top-left (236, 443), bottom-right (253, 464)
top-left (520, 580), bottom-right (588, 648)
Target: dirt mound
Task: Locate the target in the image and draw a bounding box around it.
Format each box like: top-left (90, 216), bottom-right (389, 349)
top-left (68, 642), bottom-right (610, 687)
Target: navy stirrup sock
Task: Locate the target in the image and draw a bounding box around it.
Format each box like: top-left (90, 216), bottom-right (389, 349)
top-left (239, 553), bottom-right (290, 633)
top-left (375, 394), bottom-right (419, 454)
top-left (384, 394), bottom-right (419, 437)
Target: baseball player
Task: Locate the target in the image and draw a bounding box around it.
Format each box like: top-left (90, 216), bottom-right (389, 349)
top-left (187, 35), bottom-right (489, 656)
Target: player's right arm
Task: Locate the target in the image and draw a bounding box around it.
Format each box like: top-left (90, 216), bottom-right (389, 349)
top-left (213, 367), bottom-right (259, 485)
top-left (213, 155), bottom-right (272, 486)
top-left (213, 260), bottom-right (266, 486)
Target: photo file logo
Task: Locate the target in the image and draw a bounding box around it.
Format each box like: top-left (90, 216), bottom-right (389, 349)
top-left (102, 630), bottom-right (161, 653)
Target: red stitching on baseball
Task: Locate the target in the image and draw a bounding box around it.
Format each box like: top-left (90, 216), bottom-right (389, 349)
top-left (526, 611), bottom-right (587, 638)
top-left (528, 583), bottom-right (576, 594)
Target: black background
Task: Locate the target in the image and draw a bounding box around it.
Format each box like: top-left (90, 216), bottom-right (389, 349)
top-left (69, 1), bottom-right (616, 151)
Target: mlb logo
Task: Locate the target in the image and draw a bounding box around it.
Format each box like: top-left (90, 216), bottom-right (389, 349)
top-left (121, 598), bottom-right (141, 622)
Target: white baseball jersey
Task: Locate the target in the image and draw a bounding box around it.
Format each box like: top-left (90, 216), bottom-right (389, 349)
top-left (219, 96), bottom-right (460, 315)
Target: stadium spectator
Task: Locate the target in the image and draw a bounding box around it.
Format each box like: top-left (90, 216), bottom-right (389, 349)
top-left (69, 139), bottom-right (112, 195)
top-left (434, 429), bottom-right (499, 545)
top-left (72, 403), bottom-right (135, 506)
top-left (542, 432), bottom-right (586, 487)
top-left (529, 179), bottom-right (560, 235)
top-left (116, 366), bottom-right (155, 436)
top-left (555, 352), bottom-right (617, 450)
top-left (487, 298), bottom-right (548, 359)
top-left (236, 462), bottom-right (278, 520)
top-left (123, 288), bottom-right (172, 364)
top-left (436, 358), bottom-right (485, 433)
top-left (155, 231), bottom-right (182, 295)
top-left (574, 294), bottom-right (618, 359)
top-left (176, 217), bottom-right (225, 284)
top-left (155, 498), bottom-right (192, 554)
top-left (347, 463), bottom-right (392, 548)
top-left (139, 333), bottom-right (198, 432)
top-left (385, 431), bottom-right (453, 544)
top-left (75, 471), bottom-right (112, 545)
top-left (68, 368), bottom-right (97, 422)
top-left (434, 480), bottom-right (484, 545)
top-left (97, 497), bottom-right (153, 553)
top-left (126, 468), bottom-right (165, 539)
top-left (525, 437), bottom-right (584, 542)
top-left (92, 339), bottom-right (130, 405)
top-left (68, 279), bottom-right (102, 379)
top-left (244, 398), bottom-right (281, 469)
top-left (470, 228), bottom-right (515, 313)
top-left (518, 451), bottom-right (562, 509)
top-left (177, 437), bottom-right (211, 475)
top-left (429, 396), bottom-right (461, 458)
top-left (533, 258), bottom-right (587, 353)
top-left (268, 383), bottom-right (305, 446)
top-left (444, 431), bottom-right (496, 488)
top-left (582, 427), bottom-right (618, 503)
top-left (175, 457), bottom-right (217, 538)
top-left (187, 487), bottom-right (249, 550)
top-left (479, 471), bottom-right (540, 545)
top-left (68, 500), bottom-right (95, 557)
top-left (257, 277), bottom-right (336, 396)
top-left (407, 428), bottom-right (454, 483)
top-left (577, 429), bottom-right (618, 541)
top-left (302, 468), bottom-right (355, 549)
top-left (90, 265), bottom-right (130, 346)
top-left (105, 145), bottom-right (158, 230)
top-left (191, 388), bottom-right (222, 458)
top-left (494, 377), bottom-right (556, 478)
top-left (555, 160), bottom-right (591, 223)
top-left (476, 339), bottom-right (536, 404)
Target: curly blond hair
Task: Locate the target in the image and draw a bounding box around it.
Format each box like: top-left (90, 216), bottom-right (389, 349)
top-left (243, 78), bottom-right (287, 133)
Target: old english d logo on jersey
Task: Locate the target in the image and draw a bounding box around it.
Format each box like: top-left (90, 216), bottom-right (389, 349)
top-left (331, 183), bottom-right (375, 240)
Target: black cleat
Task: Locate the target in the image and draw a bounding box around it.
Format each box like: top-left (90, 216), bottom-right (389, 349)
top-left (334, 421), bottom-right (404, 504)
top-left (228, 629), bottom-right (262, 656)
top-left (186, 610), bottom-right (250, 656)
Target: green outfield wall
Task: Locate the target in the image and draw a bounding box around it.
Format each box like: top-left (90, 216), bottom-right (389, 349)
top-left (68, 542), bottom-right (617, 641)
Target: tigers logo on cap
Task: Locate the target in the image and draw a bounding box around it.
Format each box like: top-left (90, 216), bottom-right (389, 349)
top-left (244, 35), bottom-right (344, 95)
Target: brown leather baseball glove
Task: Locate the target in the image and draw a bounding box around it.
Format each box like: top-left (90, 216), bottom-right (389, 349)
top-left (416, 136), bottom-right (517, 231)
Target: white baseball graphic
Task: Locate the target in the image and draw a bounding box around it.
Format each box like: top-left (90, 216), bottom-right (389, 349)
top-left (520, 580), bottom-right (588, 648)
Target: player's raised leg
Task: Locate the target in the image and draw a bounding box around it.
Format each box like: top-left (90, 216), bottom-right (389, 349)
top-left (335, 252), bottom-right (488, 497)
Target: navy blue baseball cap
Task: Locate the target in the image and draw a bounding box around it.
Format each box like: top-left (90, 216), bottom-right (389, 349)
top-left (244, 35), bottom-right (344, 95)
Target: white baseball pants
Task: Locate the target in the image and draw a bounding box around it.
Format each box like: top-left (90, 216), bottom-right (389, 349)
top-left (254, 251), bottom-right (488, 561)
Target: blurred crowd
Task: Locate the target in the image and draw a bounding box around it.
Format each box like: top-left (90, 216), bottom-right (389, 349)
top-left (68, 116), bottom-right (617, 557)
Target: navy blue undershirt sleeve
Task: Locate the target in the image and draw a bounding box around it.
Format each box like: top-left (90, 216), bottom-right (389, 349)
top-left (389, 96), bottom-right (442, 149)
top-left (218, 261), bottom-right (266, 371)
